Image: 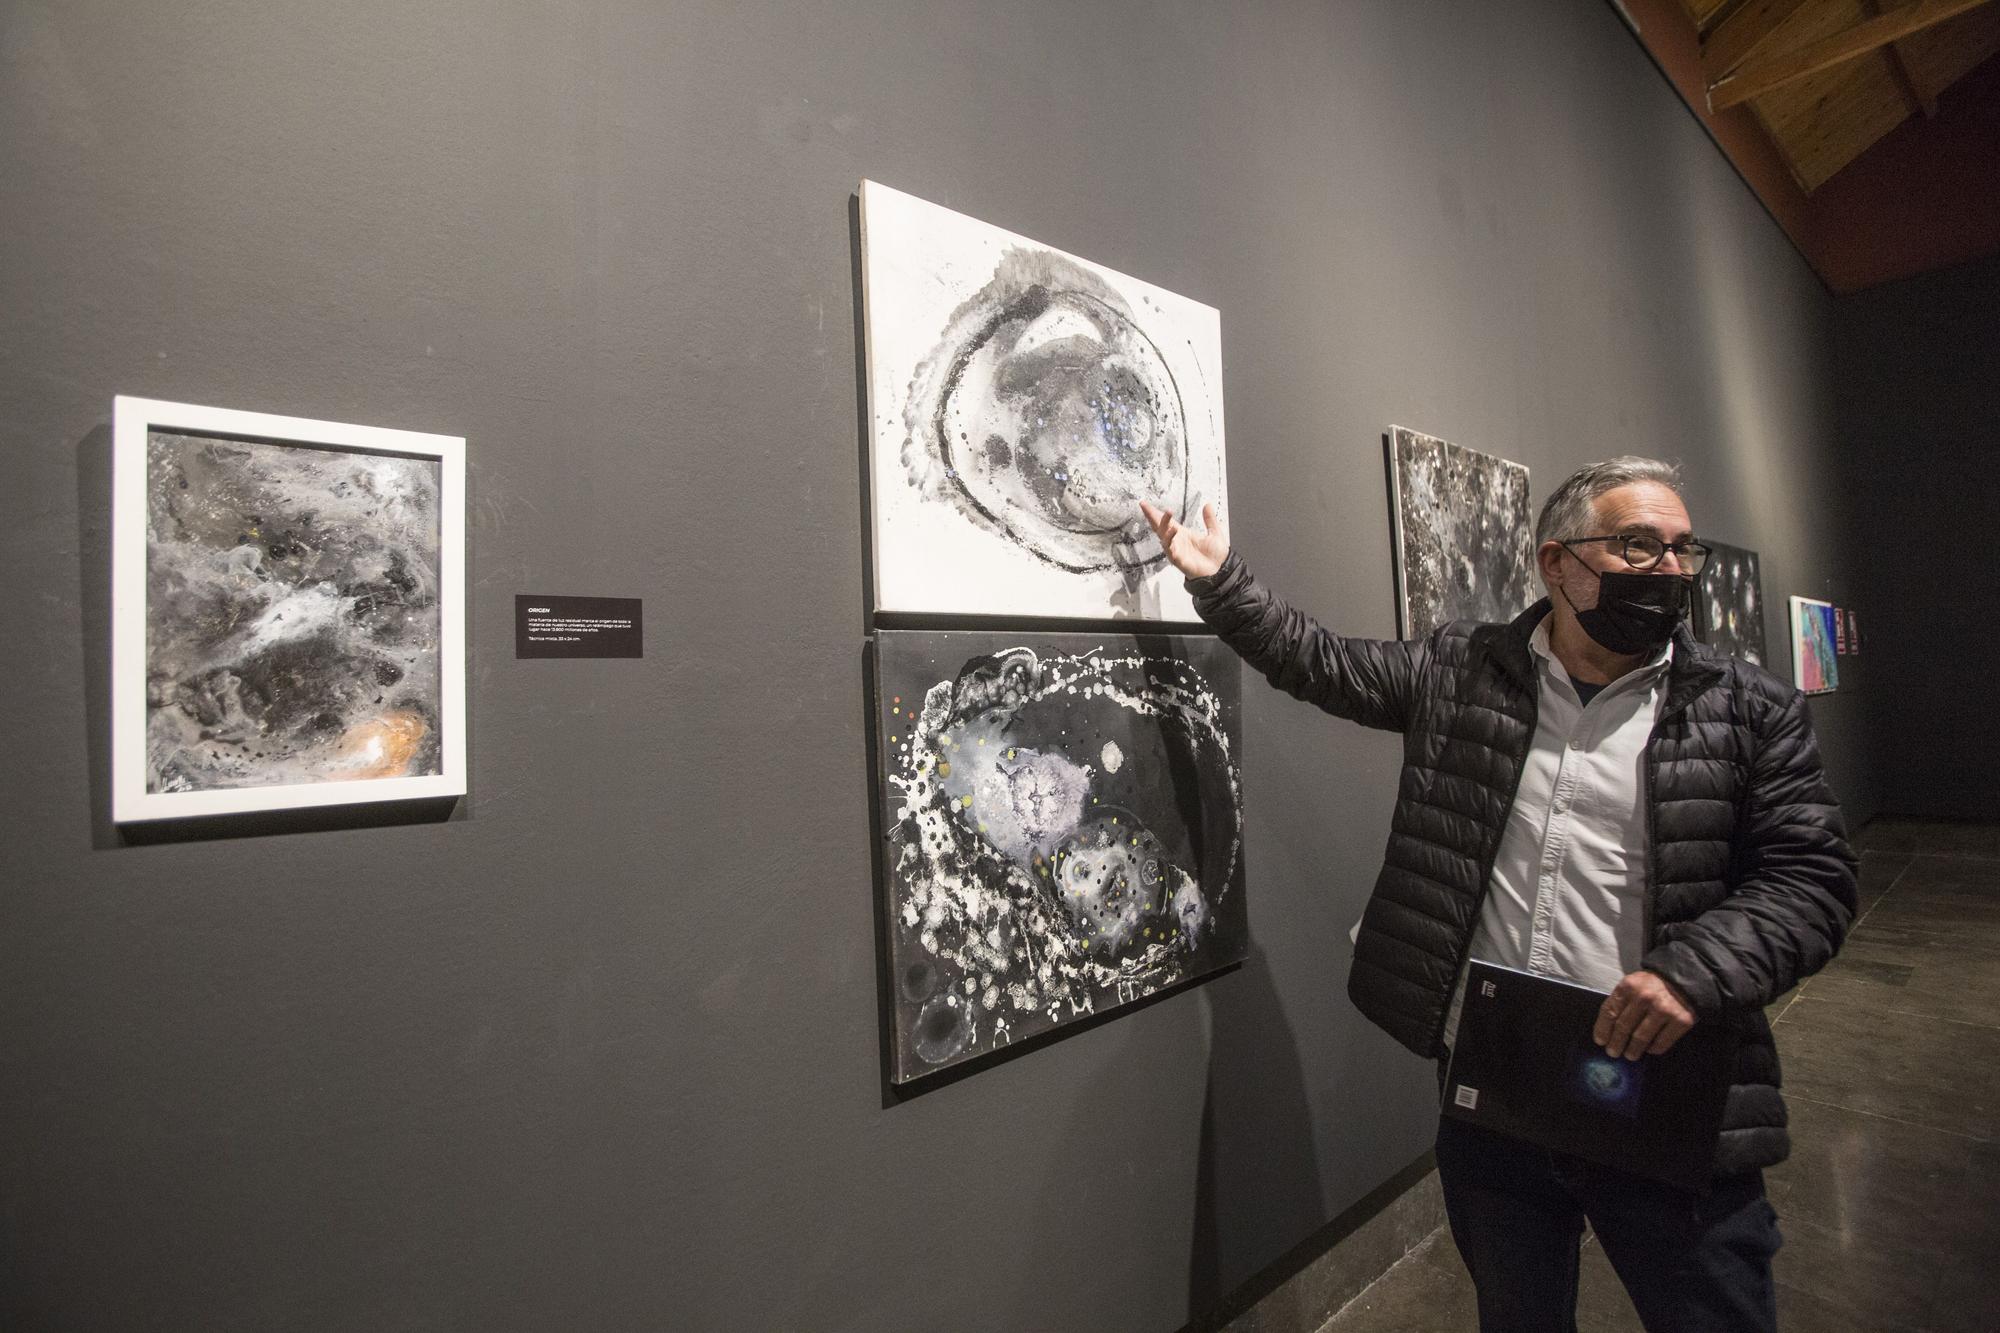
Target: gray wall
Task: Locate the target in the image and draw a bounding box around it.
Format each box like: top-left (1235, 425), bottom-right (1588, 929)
top-left (0, 2), bottom-right (1871, 1329)
top-left (1834, 253), bottom-right (2000, 823)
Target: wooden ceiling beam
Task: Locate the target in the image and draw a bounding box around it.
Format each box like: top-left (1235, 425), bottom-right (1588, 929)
top-left (1861, 0), bottom-right (1944, 115)
top-left (1702, 0), bottom-right (1815, 82)
top-left (1709, 0), bottom-right (1999, 110)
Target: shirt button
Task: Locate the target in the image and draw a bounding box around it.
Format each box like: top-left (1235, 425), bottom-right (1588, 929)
top-left (1568, 738), bottom-right (1582, 750)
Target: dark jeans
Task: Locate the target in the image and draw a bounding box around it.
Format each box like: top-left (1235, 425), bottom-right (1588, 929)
top-left (1433, 1114), bottom-right (1782, 1333)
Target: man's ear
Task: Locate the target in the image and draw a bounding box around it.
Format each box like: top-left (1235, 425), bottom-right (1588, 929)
top-left (1535, 540), bottom-right (1568, 592)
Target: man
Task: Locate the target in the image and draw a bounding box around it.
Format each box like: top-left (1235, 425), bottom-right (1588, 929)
top-left (1139, 457), bottom-right (1856, 1333)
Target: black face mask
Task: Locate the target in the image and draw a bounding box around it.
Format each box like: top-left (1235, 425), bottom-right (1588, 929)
top-left (1560, 564), bottom-right (1690, 656)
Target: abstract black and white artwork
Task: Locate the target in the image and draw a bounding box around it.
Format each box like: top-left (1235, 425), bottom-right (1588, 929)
top-left (1692, 540), bottom-right (1767, 667)
top-left (113, 397), bottom-right (465, 821)
top-left (1386, 426), bottom-right (1536, 639)
top-left (875, 630), bottom-right (1246, 1082)
top-left (861, 180), bottom-right (1226, 621)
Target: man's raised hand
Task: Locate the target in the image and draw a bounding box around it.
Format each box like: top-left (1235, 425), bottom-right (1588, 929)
top-left (1139, 501), bottom-right (1230, 580)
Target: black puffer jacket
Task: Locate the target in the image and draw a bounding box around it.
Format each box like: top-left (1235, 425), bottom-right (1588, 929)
top-left (1190, 552), bottom-right (1858, 1176)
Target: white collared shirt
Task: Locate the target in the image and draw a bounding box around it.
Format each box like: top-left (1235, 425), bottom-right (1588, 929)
top-left (1442, 618), bottom-right (1673, 1047)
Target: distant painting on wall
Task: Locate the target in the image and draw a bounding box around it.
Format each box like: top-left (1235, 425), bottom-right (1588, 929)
top-left (875, 630), bottom-right (1246, 1082)
top-left (1789, 596), bottom-right (1839, 696)
top-left (1386, 427), bottom-right (1536, 639)
top-left (861, 180), bottom-right (1226, 621)
top-left (113, 397), bottom-right (466, 821)
top-left (1693, 540), bottom-right (1767, 667)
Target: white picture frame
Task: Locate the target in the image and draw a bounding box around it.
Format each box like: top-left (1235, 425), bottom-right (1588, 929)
top-left (113, 396), bottom-right (466, 821)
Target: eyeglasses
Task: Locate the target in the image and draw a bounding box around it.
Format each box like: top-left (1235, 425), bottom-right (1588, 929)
top-left (1561, 535), bottom-right (1711, 575)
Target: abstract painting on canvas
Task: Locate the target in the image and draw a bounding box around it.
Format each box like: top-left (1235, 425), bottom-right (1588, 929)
top-left (861, 180), bottom-right (1226, 621)
top-left (1387, 427), bottom-right (1535, 639)
top-left (113, 397), bottom-right (465, 820)
top-left (875, 630), bottom-right (1246, 1081)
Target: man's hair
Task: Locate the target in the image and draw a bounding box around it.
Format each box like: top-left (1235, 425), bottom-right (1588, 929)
top-left (1534, 456), bottom-right (1684, 547)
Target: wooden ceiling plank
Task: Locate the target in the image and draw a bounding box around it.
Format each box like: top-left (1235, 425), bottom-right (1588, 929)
top-left (1898, 4), bottom-right (2000, 97)
top-left (1861, 0), bottom-right (1942, 114)
top-left (1754, 52), bottom-right (1914, 189)
top-left (1888, 40), bottom-right (1942, 113)
top-left (1709, 0), bottom-right (2000, 110)
top-left (1703, 0), bottom-right (1816, 81)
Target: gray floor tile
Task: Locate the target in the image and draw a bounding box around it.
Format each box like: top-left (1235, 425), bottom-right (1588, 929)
top-left (1896, 854), bottom-right (2000, 890)
top-left (1773, 994), bottom-right (2000, 1142)
top-left (1766, 1096), bottom-right (2000, 1332)
top-left (1860, 889), bottom-right (2000, 937)
top-left (1853, 849), bottom-right (1915, 917)
top-left (1801, 933), bottom-right (2000, 1029)
top-left (1855, 820), bottom-right (2000, 859)
top-left (1320, 1230), bottom-right (1478, 1331)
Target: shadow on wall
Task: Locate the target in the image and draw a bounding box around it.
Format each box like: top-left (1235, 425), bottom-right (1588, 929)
top-left (1186, 942), bottom-right (1323, 1323)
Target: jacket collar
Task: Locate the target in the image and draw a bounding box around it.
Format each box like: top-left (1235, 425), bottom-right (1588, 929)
top-left (1475, 599), bottom-right (1727, 716)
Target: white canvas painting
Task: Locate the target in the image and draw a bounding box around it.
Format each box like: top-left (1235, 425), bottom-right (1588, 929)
top-left (861, 180), bottom-right (1226, 621)
top-left (113, 396), bottom-right (466, 821)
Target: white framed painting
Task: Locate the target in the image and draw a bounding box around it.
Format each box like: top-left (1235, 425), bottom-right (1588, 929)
top-left (860, 179), bottom-right (1227, 622)
top-left (112, 396), bottom-right (466, 821)
top-left (1788, 595), bottom-right (1838, 696)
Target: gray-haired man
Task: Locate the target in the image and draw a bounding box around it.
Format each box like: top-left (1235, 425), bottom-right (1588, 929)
top-left (1142, 457), bottom-right (1855, 1332)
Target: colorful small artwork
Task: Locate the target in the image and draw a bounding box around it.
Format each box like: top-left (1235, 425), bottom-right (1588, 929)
top-left (1789, 596), bottom-right (1839, 696)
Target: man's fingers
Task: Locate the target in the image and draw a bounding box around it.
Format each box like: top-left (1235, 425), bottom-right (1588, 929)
top-left (1200, 502), bottom-right (1225, 544)
top-left (1592, 996), bottom-right (1618, 1048)
top-left (1623, 1009), bottom-right (1668, 1061)
top-left (1647, 1020), bottom-right (1689, 1056)
top-left (1595, 977), bottom-right (1639, 1048)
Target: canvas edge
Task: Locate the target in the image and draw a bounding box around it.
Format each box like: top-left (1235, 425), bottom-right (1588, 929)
top-left (870, 627), bottom-right (918, 1085)
top-left (1384, 427), bottom-right (1414, 640)
top-left (109, 395), bottom-right (468, 823)
top-left (858, 180), bottom-right (892, 624)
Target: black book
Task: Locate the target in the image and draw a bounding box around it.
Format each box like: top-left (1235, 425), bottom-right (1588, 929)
top-left (1441, 961), bottom-right (1741, 1191)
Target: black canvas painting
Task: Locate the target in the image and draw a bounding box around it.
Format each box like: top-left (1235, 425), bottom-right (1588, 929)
top-left (1387, 426), bottom-right (1536, 639)
top-left (1692, 540), bottom-right (1766, 667)
top-left (875, 630), bottom-right (1246, 1082)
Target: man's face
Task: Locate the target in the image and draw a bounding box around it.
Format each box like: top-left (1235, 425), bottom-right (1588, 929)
top-left (1538, 481), bottom-right (1697, 610)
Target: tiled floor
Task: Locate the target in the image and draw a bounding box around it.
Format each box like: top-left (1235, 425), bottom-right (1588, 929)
top-left (1323, 820), bottom-right (2000, 1333)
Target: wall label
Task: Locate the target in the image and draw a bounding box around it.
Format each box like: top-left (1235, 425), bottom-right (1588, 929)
top-left (515, 594), bottom-right (643, 659)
